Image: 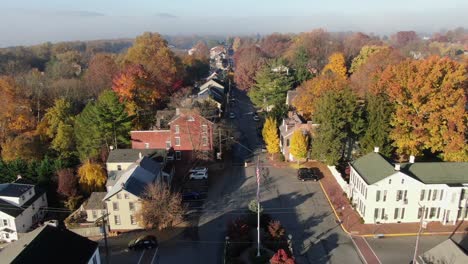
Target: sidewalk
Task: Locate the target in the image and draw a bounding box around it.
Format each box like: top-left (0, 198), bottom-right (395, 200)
top-left (314, 161), bottom-right (468, 237)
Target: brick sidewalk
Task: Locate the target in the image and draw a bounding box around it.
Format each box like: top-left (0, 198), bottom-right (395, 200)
top-left (312, 161), bottom-right (468, 236)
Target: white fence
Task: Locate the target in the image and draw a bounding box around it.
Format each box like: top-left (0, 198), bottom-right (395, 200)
top-left (327, 166), bottom-right (350, 196)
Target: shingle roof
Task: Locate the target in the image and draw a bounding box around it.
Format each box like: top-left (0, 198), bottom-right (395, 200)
top-left (0, 186), bottom-right (45, 217)
top-left (0, 225), bottom-right (98, 264)
top-left (401, 162), bottom-right (468, 185)
top-left (419, 239), bottom-right (467, 264)
top-left (350, 152), bottom-right (397, 184)
top-left (83, 192), bottom-right (107, 210)
top-left (107, 149), bottom-right (165, 163)
top-left (0, 183), bottom-right (34, 197)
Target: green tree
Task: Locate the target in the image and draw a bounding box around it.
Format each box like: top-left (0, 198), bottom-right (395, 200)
top-left (262, 117), bottom-right (280, 155)
top-left (312, 89), bottom-right (360, 165)
top-left (42, 98), bottom-right (75, 157)
top-left (291, 46), bottom-right (313, 84)
top-left (290, 130), bottom-right (308, 162)
top-left (74, 103), bottom-right (102, 161)
top-left (359, 94), bottom-right (394, 156)
top-left (248, 65), bottom-right (293, 110)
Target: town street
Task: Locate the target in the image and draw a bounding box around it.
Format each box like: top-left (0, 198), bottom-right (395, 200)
top-left (155, 89), bottom-right (362, 264)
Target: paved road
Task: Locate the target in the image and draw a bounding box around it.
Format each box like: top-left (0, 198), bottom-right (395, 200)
top-left (123, 88), bottom-right (363, 264)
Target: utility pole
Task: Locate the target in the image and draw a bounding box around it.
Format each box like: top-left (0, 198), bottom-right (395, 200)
top-left (256, 156), bottom-right (261, 257)
top-left (412, 205), bottom-right (425, 264)
top-left (95, 213), bottom-right (110, 264)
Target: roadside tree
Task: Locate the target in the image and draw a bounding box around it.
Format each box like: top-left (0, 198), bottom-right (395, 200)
top-left (262, 117), bottom-right (280, 155)
top-left (289, 130), bottom-right (308, 162)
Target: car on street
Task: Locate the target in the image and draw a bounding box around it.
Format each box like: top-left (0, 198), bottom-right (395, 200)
top-left (297, 168), bottom-right (319, 181)
top-left (253, 114), bottom-right (260, 121)
top-left (189, 171), bottom-right (208, 180)
top-left (189, 167), bottom-right (208, 174)
top-left (128, 235), bottom-right (158, 250)
top-left (229, 112), bottom-right (236, 119)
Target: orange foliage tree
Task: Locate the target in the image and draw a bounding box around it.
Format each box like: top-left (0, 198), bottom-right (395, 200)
top-left (322, 52), bottom-right (347, 79)
top-left (380, 56), bottom-right (468, 161)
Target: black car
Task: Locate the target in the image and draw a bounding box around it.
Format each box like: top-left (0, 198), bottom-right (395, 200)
top-left (128, 235), bottom-right (158, 250)
top-left (297, 168), bottom-right (318, 181)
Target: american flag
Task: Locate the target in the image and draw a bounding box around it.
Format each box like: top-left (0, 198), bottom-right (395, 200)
top-left (256, 166), bottom-right (260, 185)
top-left (256, 165), bottom-right (260, 201)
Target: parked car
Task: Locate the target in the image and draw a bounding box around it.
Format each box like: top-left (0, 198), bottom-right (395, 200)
top-left (253, 114), bottom-right (260, 121)
top-left (297, 168), bottom-right (318, 181)
top-left (128, 235), bottom-right (158, 250)
top-left (189, 167), bottom-right (208, 174)
top-left (229, 112), bottom-right (236, 119)
top-left (189, 171), bottom-right (208, 180)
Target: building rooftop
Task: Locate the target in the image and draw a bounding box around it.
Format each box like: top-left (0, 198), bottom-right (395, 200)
top-left (82, 192), bottom-right (107, 210)
top-left (0, 186), bottom-right (45, 217)
top-left (0, 224), bottom-right (98, 264)
top-left (418, 239), bottom-right (467, 264)
top-left (107, 149), bottom-right (165, 163)
top-left (0, 183), bottom-right (34, 197)
top-left (350, 152), bottom-right (398, 185)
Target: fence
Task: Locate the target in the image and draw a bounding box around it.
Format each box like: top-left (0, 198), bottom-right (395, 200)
top-left (327, 166), bottom-right (350, 196)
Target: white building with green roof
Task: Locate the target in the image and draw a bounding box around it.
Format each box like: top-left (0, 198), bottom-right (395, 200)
top-left (349, 148), bottom-right (468, 224)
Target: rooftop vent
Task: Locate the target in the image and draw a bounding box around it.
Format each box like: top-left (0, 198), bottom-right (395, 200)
top-left (395, 164), bottom-right (401, 171)
top-left (409, 155), bottom-right (415, 164)
top-left (374, 147), bottom-right (379, 153)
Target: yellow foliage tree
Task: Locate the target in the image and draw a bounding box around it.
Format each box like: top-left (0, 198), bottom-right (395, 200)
top-left (322, 52), bottom-right (347, 78)
top-left (290, 130), bottom-right (309, 162)
top-left (262, 117), bottom-right (280, 155)
top-left (78, 161), bottom-right (107, 193)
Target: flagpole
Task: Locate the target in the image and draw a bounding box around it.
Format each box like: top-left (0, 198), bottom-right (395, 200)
top-left (257, 156), bottom-right (261, 257)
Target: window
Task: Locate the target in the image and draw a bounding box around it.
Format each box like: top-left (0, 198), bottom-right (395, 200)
top-left (129, 202), bottom-right (135, 211)
top-left (175, 125), bottom-right (180, 134)
top-left (365, 188), bottom-right (368, 199)
top-left (116, 193), bottom-right (121, 199)
top-left (381, 208), bottom-right (386, 220)
top-left (175, 137), bottom-right (181, 146)
top-left (401, 208), bottom-right (405, 219)
top-left (425, 207), bottom-right (429, 219)
top-left (175, 151), bottom-right (181, 160)
top-left (202, 136), bottom-right (208, 146)
top-left (112, 202), bottom-right (119, 211)
top-left (430, 208), bottom-right (436, 218)
top-left (420, 190), bottom-right (425, 201)
top-left (432, 190), bottom-right (438, 201)
top-left (144, 143), bottom-right (150, 149)
top-left (2, 219), bottom-right (8, 226)
top-left (418, 207), bottom-right (423, 219)
top-left (376, 191), bottom-right (381, 202)
top-left (114, 215), bottom-right (121, 225)
top-left (5, 233), bottom-right (9, 239)
top-left (403, 190), bottom-right (408, 201)
top-left (286, 139), bottom-right (290, 147)
top-left (202, 124), bottom-right (207, 133)
top-left (374, 208), bottom-right (379, 219)
top-left (427, 190), bottom-right (432, 201)
top-left (401, 179), bottom-right (404, 184)
top-left (188, 116), bottom-right (195, 121)
top-left (389, 179), bottom-right (392, 184)
top-left (117, 165), bottom-right (122, 171)
top-left (383, 190), bottom-right (387, 202)
top-left (436, 208), bottom-right (440, 218)
top-left (440, 190), bottom-right (444, 200)
top-left (130, 215), bottom-right (137, 225)
top-left (394, 208), bottom-right (399, 219)
top-left (396, 190), bottom-right (403, 201)
top-left (124, 193), bottom-right (129, 199)
top-left (92, 210), bottom-right (97, 219)
top-left (166, 140), bottom-right (171, 149)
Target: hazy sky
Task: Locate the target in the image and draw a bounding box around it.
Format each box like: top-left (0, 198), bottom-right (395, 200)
top-left (1, 0), bottom-right (467, 47)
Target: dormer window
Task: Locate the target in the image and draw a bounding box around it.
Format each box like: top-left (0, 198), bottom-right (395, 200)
top-left (175, 125), bottom-right (180, 134)
top-left (188, 116), bottom-right (195, 122)
top-left (117, 165), bottom-right (122, 171)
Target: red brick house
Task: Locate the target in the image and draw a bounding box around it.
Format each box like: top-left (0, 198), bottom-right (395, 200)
top-left (131, 109), bottom-right (214, 161)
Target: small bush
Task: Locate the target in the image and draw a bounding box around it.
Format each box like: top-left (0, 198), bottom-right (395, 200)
top-left (270, 249), bottom-right (295, 264)
top-left (268, 221), bottom-right (285, 240)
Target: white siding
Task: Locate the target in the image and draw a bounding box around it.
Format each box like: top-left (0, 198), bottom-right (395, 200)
top-left (106, 190), bottom-right (142, 231)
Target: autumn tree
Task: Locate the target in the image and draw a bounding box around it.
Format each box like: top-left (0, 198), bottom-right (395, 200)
top-left (380, 56), bottom-right (468, 161)
top-left (322, 52), bottom-right (347, 78)
top-left (312, 89), bottom-right (362, 165)
top-left (270, 249), bottom-right (295, 264)
top-left (268, 220), bottom-right (286, 240)
top-left (289, 130), bottom-right (308, 162)
top-left (233, 45), bottom-right (267, 90)
top-left (1, 133), bottom-right (43, 162)
top-left (77, 161), bottom-right (107, 193)
top-left (248, 64), bottom-right (293, 110)
top-left (136, 182), bottom-right (185, 230)
top-left (349, 45), bottom-right (388, 73)
top-left (57, 168), bottom-right (78, 197)
top-left (293, 73), bottom-right (348, 118)
top-left (391, 31), bottom-right (419, 48)
top-left (260, 33), bottom-right (292, 58)
top-left (191, 40), bottom-right (209, 60)
top-left (84, 53), bottom-right (119, 96)
top-left (262, 117), bottom-right (280, 155)
top-left (343, 32), bottom-right (381, 64)
top-left (123, 32), bottom-right (182, 93)
top-left (232, 37), bottom-right (242, 52)
top-left (41, 98), bottom-right (75, 157)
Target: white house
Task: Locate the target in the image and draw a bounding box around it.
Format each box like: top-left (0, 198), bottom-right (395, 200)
top-left (0, 222), bottom-right (100, 263)
top-left (349, 148), bottom-right (468, 224)
top-left (0, 180), bottom-right (48, 242)
top-left (103, 156), bottom-right (162, 232)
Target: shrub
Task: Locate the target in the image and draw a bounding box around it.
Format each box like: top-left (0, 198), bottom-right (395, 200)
top-left (270, 249), bottom-right (295, 264)
top-left (268, 221), bottom-right (285, 240)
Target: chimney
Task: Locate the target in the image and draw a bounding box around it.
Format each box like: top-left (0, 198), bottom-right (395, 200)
top-left (109, 145), bottom-right (114, 151)
top-left (395, 164), bottom-right (401, 171)
top-left (17, 175), bottom-right (22, 180)
top-left (374, 147), bottom-right (379, 153)
top-left (176, 108), bottom-right (180, 116)
top-left (409, 155), bottom-right (415, 164)
top-left (139, 152), bottom-right (143, 159)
